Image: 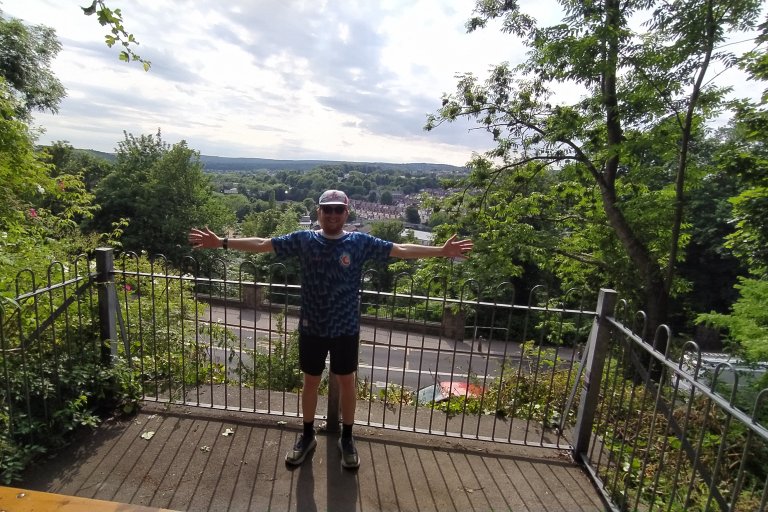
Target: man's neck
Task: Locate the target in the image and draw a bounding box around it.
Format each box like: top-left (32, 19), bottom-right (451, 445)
top-left (320, 229), bottom-right (346, 239)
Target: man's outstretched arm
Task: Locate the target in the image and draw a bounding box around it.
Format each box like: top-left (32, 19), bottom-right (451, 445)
top-left (389, 234), bottom-right (473, 260)
top-left (188, 227), bottom-right (274, 253)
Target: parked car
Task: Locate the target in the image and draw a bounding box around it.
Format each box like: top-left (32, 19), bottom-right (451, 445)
top-left (416, 380), bottom-right (484, 404)
top-left (679, 352), bottom-right (768, 391)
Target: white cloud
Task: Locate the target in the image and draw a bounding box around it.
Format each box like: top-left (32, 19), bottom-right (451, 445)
top-left (5, 0), bottom-right (526, 165)
top-left (4, 0), bottom-right (763, 166)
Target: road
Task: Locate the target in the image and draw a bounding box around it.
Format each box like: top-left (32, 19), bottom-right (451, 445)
top-left (198, 304), bottom-right (575, 393)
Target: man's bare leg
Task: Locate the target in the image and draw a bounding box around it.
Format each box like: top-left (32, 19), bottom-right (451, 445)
top-left (285, 372), bottom-right (321, 465)
top-left (302, 373), bottom-right (321, 421)
top-left (336, 371), bottom-right (360, 468)
top-left (336, 371), bottom-right (356, 423)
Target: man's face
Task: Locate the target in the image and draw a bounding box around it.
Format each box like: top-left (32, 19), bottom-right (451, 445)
top-left (317, 204), bottom-right (348, 234)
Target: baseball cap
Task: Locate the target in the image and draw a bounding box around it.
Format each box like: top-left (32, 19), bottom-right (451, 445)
top-left (318, 189), bottom-right (349, 206)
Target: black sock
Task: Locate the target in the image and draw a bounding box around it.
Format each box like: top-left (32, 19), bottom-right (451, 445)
top-left (342, 423), bottom-right (353, 440)
top-left (303, 421), bottom-right (314, 440)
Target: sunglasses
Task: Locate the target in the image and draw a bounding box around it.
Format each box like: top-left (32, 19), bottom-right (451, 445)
top-left (320, 205), bottom-right (347, 215)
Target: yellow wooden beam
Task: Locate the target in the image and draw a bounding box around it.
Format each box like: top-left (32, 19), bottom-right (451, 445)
top-left (0, 486), bottom-right (179, 512)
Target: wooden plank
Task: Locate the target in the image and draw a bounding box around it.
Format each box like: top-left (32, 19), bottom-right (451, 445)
top-left (0, 486), bottom-right (179, 512)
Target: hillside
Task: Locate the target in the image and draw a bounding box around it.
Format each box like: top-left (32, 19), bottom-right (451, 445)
top-left (198, 155), bottom-right (465, 173)
top-left (81, 149), bottom-right (465, 174)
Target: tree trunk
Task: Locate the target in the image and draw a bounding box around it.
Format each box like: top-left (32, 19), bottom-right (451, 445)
top-left (600, 0), bottom-right (670, 335)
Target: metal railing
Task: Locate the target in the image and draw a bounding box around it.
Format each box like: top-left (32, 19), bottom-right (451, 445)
top-left (108, 250), bottom-right (595, 450)
top-left (4, 252), bottom-right (767, 511)
top-left (573, 289), bottom-right (768, 512)
top-left (0, 255), bottom-right (100, 441)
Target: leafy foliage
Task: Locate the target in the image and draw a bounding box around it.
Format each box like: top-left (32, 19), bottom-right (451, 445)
top-left (697, 278), bottom-right (768, 361)
top-left (0, 81), bottom-right (101, 302)
top-left (80, 0), bottom-right (151, 71)
top-left (1, 269), bottom-right (141, 483)
top-left (112, 253), bottom-right (222, 397)
top-left (242, 314), bottom-right (302, 392)
top-left (594, 352), bottom-right (768, 511)
top-left (0, 12), bottom-right (65, 118)
top-left (1, 0), bottom-right (767, 500)
top-left (692, 22), bottom-right (768, 359)
top-left (87, 131), bottom-right (233, 262)
top-left (427, 0), bottom-right (764, 331)
top-left (46, 142), bottom-right (114, 193)
top-left (717, 108), bottom-right (768, 277)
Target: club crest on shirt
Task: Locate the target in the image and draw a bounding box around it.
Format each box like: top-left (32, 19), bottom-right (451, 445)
top-left (339, 252), bottom-right (351, 267)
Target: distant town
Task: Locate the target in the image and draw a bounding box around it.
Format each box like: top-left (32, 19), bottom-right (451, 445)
top-left (83, 148), bottom-right (469, 245)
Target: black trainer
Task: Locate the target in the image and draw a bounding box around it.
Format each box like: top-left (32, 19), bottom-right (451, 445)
top-left (285, 434), bottom-right (317, 466)
top-left (337, 436), bottom-right (360, 469)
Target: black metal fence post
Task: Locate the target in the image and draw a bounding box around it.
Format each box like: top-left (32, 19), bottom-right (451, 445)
top-left (95, 248), bottom-right (117, 366)
top-left (572, 288), bottom-right (617, 460)
top-left (327, 372), bottom-right (340, 432)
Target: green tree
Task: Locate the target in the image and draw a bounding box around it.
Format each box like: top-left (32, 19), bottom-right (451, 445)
top-left (698, 277), bottom-right (768, 361)
top-left (45, 142), bottom-right (113, 192)
top-left (302, 198), bottom-right (315, 215)
top-left (0, 11), bottom-right (65, 118)
top-left (696, 24), bottom-right (768, 360)
top-left (0, 78), bottom-right (54, 284)
top-left (404, 205), bottom-right (421, 224)
top-left (271, 208), bottom-right (301, 237)
top-left (718, 43), bottom-right (768, 277)
top-left (676, 159), bottom-right (744, 319)
top-left (0, 6), bottom-right (151, 482)
top-left (88, 131), bottom-right (226, 261)
top-left (86, 132), bottom-right (163, 242)
top-left (144, 141), bottom-right (220, 260)
top-left (370, 220), bottom-right (404, 243)
top-left (242, 209), bottom-right (284, 238)
top-left (728, 183), bottom-right (768, 273)
top-left (0, 78), bottom-right (102, 299)
top-left (218, 192), bottom-right (252, 221)
top-left (380, 190), bottom-right (393, 205)
top-left (427, 0), bottom-right (763, 331)
top-left (427, 209), bottom-right (450, 228)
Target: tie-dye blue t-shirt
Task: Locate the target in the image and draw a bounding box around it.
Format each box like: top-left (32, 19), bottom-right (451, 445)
top-left (271, 230), bottom-right (393, 337)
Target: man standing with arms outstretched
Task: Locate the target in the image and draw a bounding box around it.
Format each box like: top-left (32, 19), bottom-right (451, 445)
top-left (189, 189), bottom-right (473, 469)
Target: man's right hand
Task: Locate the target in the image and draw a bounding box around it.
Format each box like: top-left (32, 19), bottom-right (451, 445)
top-left (188, 227), bottom-right (221, 249)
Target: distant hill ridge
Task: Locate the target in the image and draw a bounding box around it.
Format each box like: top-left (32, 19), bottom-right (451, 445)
top-left (83, 149), bottom-right (465, 174)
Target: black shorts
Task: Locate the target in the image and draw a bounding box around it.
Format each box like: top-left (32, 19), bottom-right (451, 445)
top-left (299, 333), bottom-right (359, 376)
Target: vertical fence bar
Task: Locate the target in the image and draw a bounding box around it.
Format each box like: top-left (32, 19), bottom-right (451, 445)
top-left (327, 372), bottom-right (340, 432)
top-left (95, 248), bottom-right (117, 365)
top-left (572, 288), bottom-right (617, 459)
top-left (0, 307), bottom-right (11, 437)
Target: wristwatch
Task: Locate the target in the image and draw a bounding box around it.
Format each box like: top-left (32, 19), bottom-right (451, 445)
top-left (222, 237), bottom-right (228, 250)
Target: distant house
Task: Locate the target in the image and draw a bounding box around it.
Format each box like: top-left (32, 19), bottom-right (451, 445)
top-left (223, 187), bottom-right (239, 194)
top-left (299, 215), bottom-right (312, 228)
top-left (349, 199), bottom-right (404, 221)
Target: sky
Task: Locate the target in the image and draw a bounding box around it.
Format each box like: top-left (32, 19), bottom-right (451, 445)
top-left (3, 1), bottom-right (762, 166)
